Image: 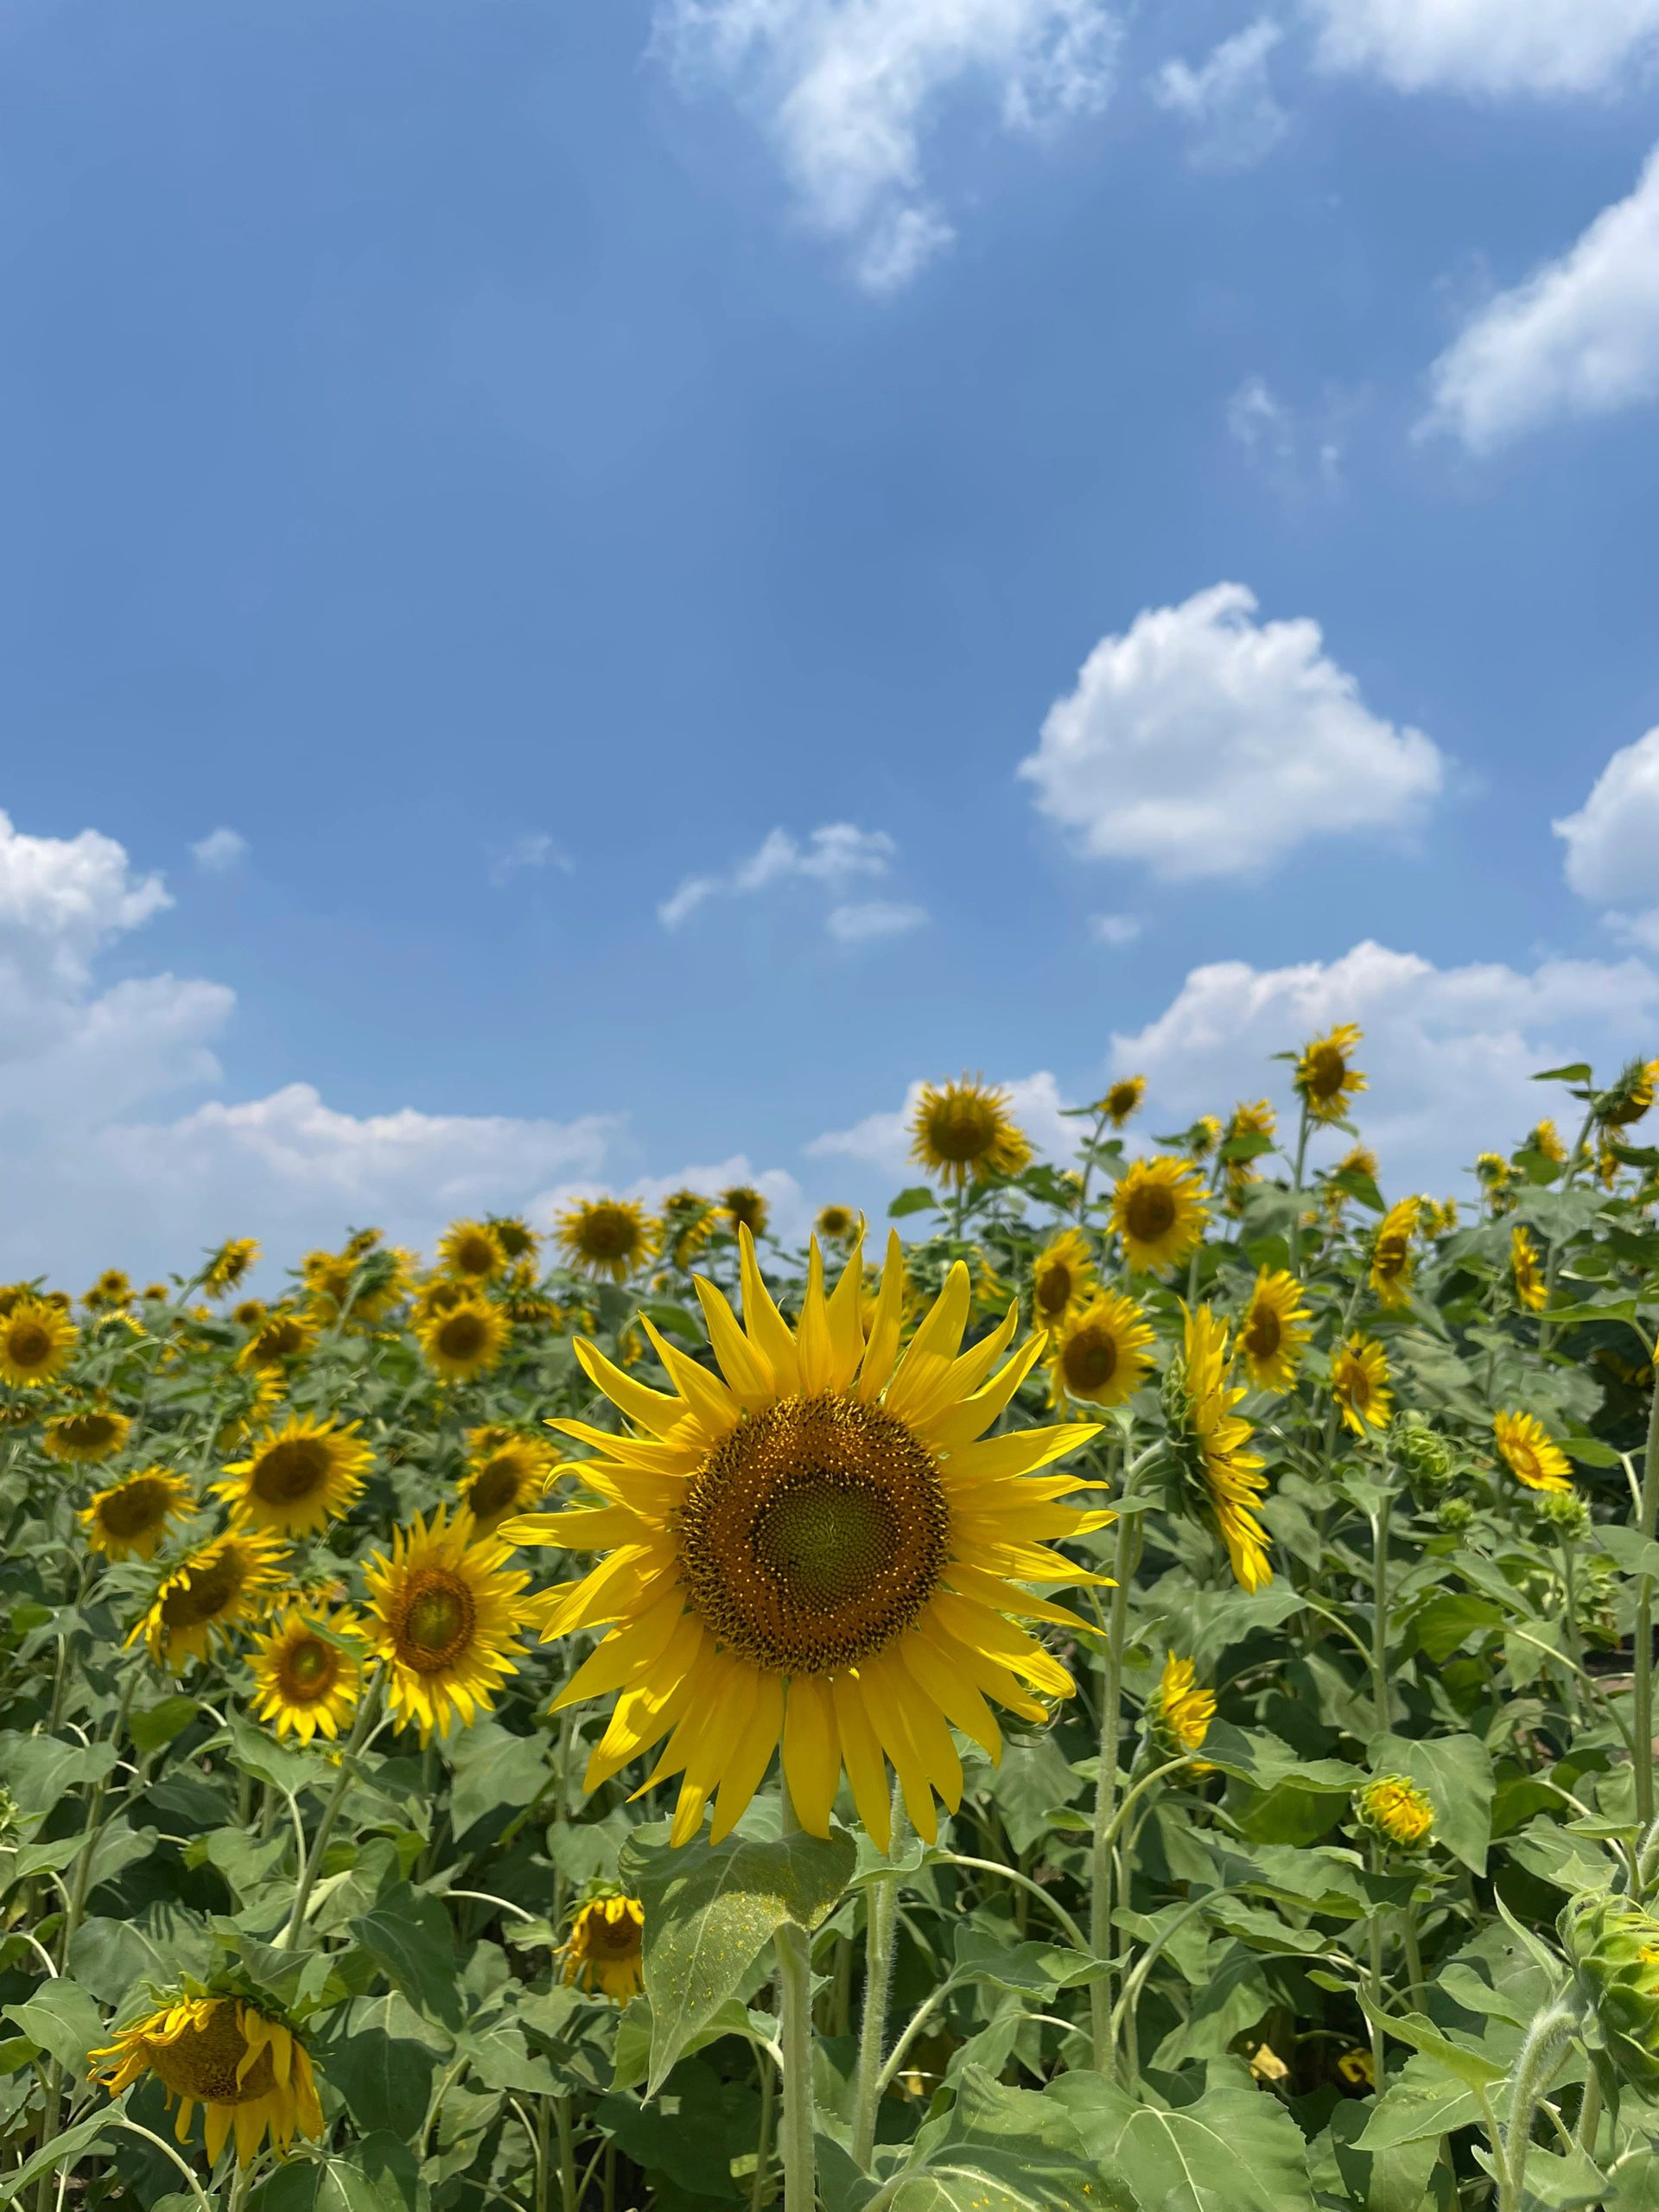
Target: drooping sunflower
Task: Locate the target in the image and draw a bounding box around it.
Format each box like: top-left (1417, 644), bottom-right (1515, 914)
top-left (556, 1198), bottom-right (659, 1283)
top-left (908, 1077), bottom-right (1033, 1191)
top-left (1237, 1268), bottom-right (1312, 1392)
top-left (1111, 1156), bottom-right (1209, 1276)
top-left (560, 1891), bottom-right (646, 2004)
top-left (1030, 1228), bottom-right (1096, 1332)
top-left (1529, 1118), bottom-right (1567, 1166)
top-left (1331, 1334), bottom-right (1393, 1435)
top-left (83, 1268), bottom-right (133, 1313)
top-left (509, 1229), bottom-right (1109, 1849)
top-left (1177, 1305), bottom-right (1271, 1592)
top-left (721, 1185), bottom-right (771, 1238)
top-left (417, 1295), bottom-right (511, 1383)
top-left (79, 1467), bottom-right (191, 1562)
top-left (1492, 1410), bottom-right (1573, 1495)
top-left (215, 1414), bottom-right (372, 1537)
top-left (249, 1606), bottom-right (365, 1744)
top-left (815, 1204), bottom-right (861, 1246)
top-left (0, 1297), bottom-right (79, 1388)
top-left (43, 1405), bottom-right (132, 1465)
top-left (133, 1530), bottom-right (288, 1669)
top-left (363, 1508), bottom-right (537, 1742)
top-left (91, 1993), bottom-right (323, 2167)
top-left (661, 1190), bottom-right (717, 1270)
top-left (1048, 1291), bottom-right (1154, 1410)
top-left (1511, 1224), bottom-right (1547, 1313)
top-left (1368, 1196), bottom-right (1421, 1312)
top-left (303, 1243), bottom-right (410, 1323)
top-left (1294, 1023), bottom-right (1366, 1125)
top-left (438, 1217), bottom-right (509, 1284)
top-left (204, 1238), bottom-right (260, 1297)
top-left (461, 1426), bottom-right (559, 1531)
top-left (1601, 1057), bottom-right (1659, 1127)
top-left (1096, 1075), bottom-right (1146, 1128)
top-left (1147, 1651), bottom-right (1215, 1761)
top-left (236, 1309), bottom-right (317, 1373)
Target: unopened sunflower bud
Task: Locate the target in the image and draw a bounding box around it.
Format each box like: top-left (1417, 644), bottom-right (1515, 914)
top-left (1146, 1652), bottom-right (1215, 1764)
top-left (1355, 1774), bottom-right (1434, 1852)
top-left (1532, 1488), bottom-right (1592, 1541)
top-left (1437, 1496), bottom-right (1474, 1535)
top-left (1392, 1414), bottom-right (1455, 1491)
top-left (1561, 1891), bottom-right (1659, 2089)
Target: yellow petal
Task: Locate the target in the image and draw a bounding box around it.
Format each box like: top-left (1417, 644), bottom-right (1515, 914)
top-left (782, 1675), bottom-right (841, 1837)
top-left (693, 1277), bottom-right (777, 1408)
top-left (709, 1672), bottom-right (785, 1847)
top-left (830, 1673), bottom-right (892, 1849)
top-left (737, 1225), bottom-right (800, 1395)
top-left (855, 1233), bottom-right (907, 1404)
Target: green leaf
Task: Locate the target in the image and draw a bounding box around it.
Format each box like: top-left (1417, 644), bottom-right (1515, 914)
top-left (1370, 1732), bottom-right (1494, 1874)
top-left (883, 2067), bottom-right (1135, 2212)
top-left (128, 1696), bottom-right (200, 1756)
top-left (5, 1980), bottom-right (105, 2070)
top-left (1324, 2096), bottom-right (1445, 2212)
top-left (347, 1885), bottom-right (462, 2029)
top-left (594, 2057), bottom-right (761, 2199)
top-left (251, 2137), bottom-right (420, 2212)
top-left (888, 1186), bottom-right (941, 1219)
top-left (0, 2105), bottom-right (123, 2197)
top-left (1358, 1996), bottom-right (1506, 2089)
top-left (445, 1720), bottom-right (550, 1840)
top-left (325, 2021), bottom-right (435, 2139)
top-left (1052, 2072), bottom-right (1319, 2212)
top-left (1355, 2062), bottom-right (1482, 2152)
top-left (1532, 1065), bottom-right (1593, 1084)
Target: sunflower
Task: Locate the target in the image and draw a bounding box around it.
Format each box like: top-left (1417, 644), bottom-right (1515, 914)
top-left (91, 1993), bottom-right (322, 2167)
top-left (1511, 1224), bottom-right (1547, 1313)
top-left (204, 1238), bottom-right (260, 1297)
top-left (1492, 1410), bottom-right (1573, 1494)
top-left (1368, 1197), bottom-right (1421, 1312)
top-left (1338, 1144), bottom-right (1379, 1183)
top-left (1147, 1652), bottom-right (1214, 1760)
top-left (508, 1228), bottom-right (1109, 1849)
top-left (721, 1185), bottom-right (771, 1238)
top-left (815, 1204), bottom-right (861, 1245)
top-left (1178, 1306), bottom-right (1271, 1592)
top-left (1237, 1269), bottom-right (1312, 1391)
top-left (661, 1190), bottom-right (717, 1269)
top-left (249, 1606), bottom-right (365, 1744)
top-left (438, 1218), bottom-right (509, 1283)
top-left (363, 1508), bottom-right (536, 1742)
top-left (461, 1427), bottom-right (559, 1531)
top-left (142, 1281), bottom-right (171, 1303)
top-left (488, 1214), bottom-right (540, 1262)
top-left (83, 1268), bottom-right (133, 1312)
top-left (236, 1310), bottom-right (317, 1373)
top-left (0, 1297), bottom-right (79, 1387)
top-left (1030, 1228), bottom-right (1096, 1332)
top-left (560, 1891), bottom-right (646, 2004)
top-left (1294, 1023), bottom-right (1366, 1125)
top-left (79, 1467), bottom-right (191, 1561)
top-left (1096, 1076), bottom-right (1146, 1128)
top-left (1222, 1099), bottom-right (1278, 1196)
top-left (908, 1077), bottom-right (1033, 1191)
top-left (133, 1530), bottom-right (288, 1670)
top-left (1422, 1196), bottom-right (1459, 1236)
top-left (1048, 1290), bottom-right (1154, 1410)
top-left (1355, 1775), bottom-right (1434, 1853)
top-left (1111, 1156), bottom-right (1209, 1276)
top-left (303, 1244), bottom-right (410, 1323)
top-left (1529, 1118), bottom-right (1567, 1166)
top-left (1331, 1334), bottom-right (1392, 1435)
top-left (417, 1295), bottom-right (511, 1383)
top-left (230, 1297), bottom-right (267, 1332)
top-left (1191, 1115), bottom-right (1222, 1160)
top-left (1600, 1057), bottom-right (1659, 1126)
top-left (42, 1405), bottom-right (132, 1465)
top-left (215, 1414), bottom-right (372, 1537)
top-left (556, 1198), bottom-right (658, 1283)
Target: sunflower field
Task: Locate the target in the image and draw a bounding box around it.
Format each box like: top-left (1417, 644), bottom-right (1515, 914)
top-left (7, 1034), bottom-right (1659, 2212)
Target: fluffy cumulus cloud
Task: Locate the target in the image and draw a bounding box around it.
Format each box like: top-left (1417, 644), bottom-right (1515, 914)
top-left (1111, 938), bottom-right (1659, 1191)
top-left (1424, 147), bottom-right (1659, 452)
top-left (1554, 725), bottom-right (1659, 946)
top-left (652, 0), bottom-right (1119, 289)
top-left (659, 822), bottom-right (924, 938)
top-left (1305, 0), bottom-right (1659, 95)
top-left (807, 1070), bottom-right (1077, 1179)
top-left (1150, 20), bottom-right (1287, 172)
top-left (1019, 583), bottom-right (1445, 881)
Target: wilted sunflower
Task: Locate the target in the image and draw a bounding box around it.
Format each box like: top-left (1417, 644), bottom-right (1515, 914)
top-left (721, 1185), bottom-right (771, 1238)
top-left (215, 1414), bottom-right (372, 1537)
top-left (560, 1891), bottom-right (646, 2004)
top-left (363, 1507), bottom-right (536, 1741)
top-left (1294, 1024), bottom-right (1366, 1125)
top-left (1493, 1410), bottom-right (1573, 1494)
top-left (1331, 1334), bottom-right (1393, 1435)
top-left (249, 1606), bottom-right (365, 1743)
top-left (0, 1297), bottom-right (78, 1387)
top-left (437, 1217), bottom-right (509, 1284)
top-left (83, 1268), bottom-right (133, 1312)
top-left (43, 1405), bottom-right (132, 1465)
top-left (1237, 1268), bottom-right (1312, 1391)
top-left (461, 1426), bottom-right (558, 1530)
top-left (1529, 1118), bottom-right (1567, 1166)
top-left (1175, 1306), bottom-right (1271, 1592)
top-left (509, 1229), bottom-right (1109, 1849)
top-left (556, 1198), bottom-right (658, 1283)
top-left (418, 1295), bottom-right (511, 1383)
top-left (908, 1077), bottom-right (1033, 1191)
top-left (815, 1204), bottom-right (861, 1245)
top-left (79, 1467), bottom-right (190, 1561)
top-left (91, 1993), bottom-right (322, 2167)
top-left (1147, 1651), bottom-right (1215, 1761)
top-left (1368, 1196), bottom-right (1421, 1312)
top-left (1356, 1774), bottom-right (1433, 1852)
top-left (203, 1238), bottom-right (260, 1296)
top-left (1048, 1290), bottom-right (1154, 1409)
top-left (1096, 1075), bottom-right (1146, 1128)
top-left (1511, 1224), bottom-right (1547, 1313)
top-left (134, 1529), bottom-right (288, 1669)
top-left (236, 1309), bottom-right (317, 1373)
top-left (1111, 1156), bottom-right (1208, 1275)
top-left (1030, 1228), bottom-right (1096, 1332)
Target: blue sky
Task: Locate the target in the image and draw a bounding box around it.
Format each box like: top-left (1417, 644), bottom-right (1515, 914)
top-left (3, 0), bottom-right (1659, 1280)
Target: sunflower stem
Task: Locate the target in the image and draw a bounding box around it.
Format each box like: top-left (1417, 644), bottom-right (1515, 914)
top-left (1089, 1508), bottom-right (1141, 2075)
top-left (852, 1779), bottom-right (907, 2171)
top-left (278, 1683), bottom-right (381, 1948)
top-left (1370, 1487), bottom-right (1394, 1736)
top-left (555, 2094), bottom-right (578, 2212)
top-left (1633, 1372), bottom-right (1659, 1831)
top-left (1287, 1103), bottom-right (1312, 1277)
top-left (776, 1789), bottom-right (818, 2212)
top-left (1537, 1105), bottom-right (1599, 1354)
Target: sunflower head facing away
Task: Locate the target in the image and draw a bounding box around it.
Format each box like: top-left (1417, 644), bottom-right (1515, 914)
top-left (134, 1529), bottom-right (288, 1670)
top-left (1238, 1268), bottom-right (1312, 1392)
top-left (1529, 1118), bottom-right (1568, 1166)
top-left (1511, 1224), bottom-right (1547, 1313)
top-left (80, 1467), bottom-right (191, 1562)
top-left (1222, 1099), bottom-right (1277, 1195)
top-left (0, 1298), bottom-right (79, 1388)
top-left (1096, 1075), bottom-right (1146, 1128)
top-left (1332, 1334), bottom-right (1393, 1436)
top-left (661, 1191), bottom-right (716, 1269)
top-left (556, 1198), bottom-right (658, 1283)
top-left (1190, 1114), bottom-right (1223, 1160)
top-left (216, 1414), bottom-right (372, 1538)
top-left (1147, 1651), bottom-right (1215, 1761)
top-left (418, 1295), bottom-right (511, 1383)
top-left (249, 1606), bottom-right (365, 1744)
top-left (461, 1427), bottom-right (558, 1531)
top-left (509, 1227), bottom-right (1109, 1850)
top-left (204, 1238), bottom-right (260, 1297)
top-left (721, 1185), bottom-right (771, 1238)
top-left (1110, 1155), bottom-right (1209, 1276)
top-left (43, 1405), bottom-right (133, 1465)
top-left (908, 1077), bottom-right (1033, 1192)
top-left (91, 1992), bottom-right (323, 2168)
top-left (1599, 1057), bottom-right (1659, 1128)
top-left (1368, 1197), bottom-right (1421, 1313)
top-left (1493, 1410), bottom-right (1573, 1494)
top-left (1048, 1290), bottom-right (1154, 1410)
top-left (1294, 1024), bottom-right (1366, 1125)
top-left (560, 1890), bottom-right (646, 2004)
top-left (1356, 1774), bottom-right (1434, 1853)
top-left (363, 1507), bottom-right (536, 1742)
top-left (1172, 1305), bottom-right (1271, 1592)
top-left (1030, 1228), bottom-right (1096, 1332)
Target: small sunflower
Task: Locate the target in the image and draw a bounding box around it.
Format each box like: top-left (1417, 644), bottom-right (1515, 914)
top-left (1601, 1057), bottom-right (1659, 1127)
top-left (1355, 1774), bottom-right (1434, 1852)
top-left (461, 1427), bottom-right (559, 1531)
top-left (236, 1310), bottom-right (317, 1374)
top-left (0, 1297), bottom-right (79, 1387)
top-left (1294, 1023), bottom-right (1366, 1125)
top-left (1190, 1114), bottom-right (1223, 1160)
top-left (556, 1198), bottom-right (659, 1283)
top-left (417, 1295), bottom-right (511, 1383)
top-left (215, 1414), bottom-right (372, 1537)
top-left (1511, 1224), bottom-right (1547, 1313)
top-left (1049, 1290), bottom-right (1154, 1409)
top-left (1147, 1652), bottom-right (1215, 1761)
top-left (1338, 1143), bottom-right (1379, 1183)
top-left (91, 1993), bottom-right (322, 2168)
top-left (249, 1606), bottom-right (365, 1744)
top-left (1096, 1075), bottom-right (1146, 1128)
top-left (1529, 1118), bottom-right (1567, 1166)
top-left (83, 1268), bottom-right (133, 1313)
top-left (1111, 1155), bottom-right (1209, 1276)
top-left (1422, 1196), bottom-right (1459, 1236)
top-left (908, 1077), bottom-right (1033, 1191)
top-left (488, 1214), bottom-right (540, 1262)
top-left (1331, 1334), bottom-right (1392, 1435)
top-left (438, 1218), bottom-right (510, 1284)
top-left (43, 1405), bottom-right (132, 1465)
top-left (1368, 1196), bottom-right (1421, 1312)
top-left (304, 1244), bottom-right (410, 1323)
top-left (815, 1204), bottom-right (861, 1245)
top-left (1237, 1268), bottom-right (1312, 1392)
top-left (363, 1508), bottom-right (537, 1743)
top-left (1222, 1099), bottom-right (1278, 1196)
top-left (1031, 1228), bottom-right (1096, 1332)
top-left (204, 1238), bottom-right (260, 1297)
top-left (80, 1467), bottom-right (191, 1561)
top-left (230, 1297), bottom-right (267, 1332)
top-left (134, 1530), bottom-right (288, 1670)
top-left (661, 1190), bottom-right (717, 1269)
top-left (142, 1282), bottom-right (171, 1303)
top-left (721, 1185), bottom-right (771, 1238)
top-left (1178, 1305), bottom-right (1271, 1592)
top-left (1493, 1410), bottom-right (1573, 1494)
top-left (560, 1891), bottom-right (646, 2004)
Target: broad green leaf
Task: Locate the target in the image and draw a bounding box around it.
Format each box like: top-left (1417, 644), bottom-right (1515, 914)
top-left (5, 1980), bottom-right (105, 2070)
top-left (0, 2105), bottom-right (123, 2196)
top-left (347, 1884), bottom-right (462, 2029)
top-left (325, 2021), bottom-right (435, 2139)
top-left (1324, 2096), bottom-right (1446, 2212)
top-left (889, 1186), bottom-right (941, 1218)
top-left (128, 1696), bottom-right (200, 1755)
top-left (1358, 1997), bottom-right (1506, 2089)
top-left (1370, 1732), bottom-right (1493, 1874)
top-left (445, 1719), bottom-right (550, 1840)
top-left (1052, 2072), bottom-right (1319, 2212)
top-left (594, 2057), bottom-right (762, 2198)
top-left (1357, 2063), bottom-right (1481, 2152)
top-left (251, 2136), bottom-right (419, 2212)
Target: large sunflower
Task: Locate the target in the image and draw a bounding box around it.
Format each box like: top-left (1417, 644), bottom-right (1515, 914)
top-left (461, 1426), bottom-right (558, 1532)
top-left (249, 1606), bottom-right (366, 1743)
top-left (1511, 1225), bottom-right (1547, 1313)
top-left (1110, 1156), bottom-right (1209, 1276)
top-left (1332, 1334), bottom-right (1392, 1435)
top-left (43, 1406), bottom-right (132, 1465)
top-left (0, 1298), bottom-right (79, 1388)
top-left (556, 1198), bottom-right (658, 1283)
top-left (80, 1467), bottom-right (191, 1562)
top-left (1294, 1023), bottom-right (1366, 1124)
top-left (134, 1530), bottom-right (288, 1670)
top-left (1030, 1229), bottom-right (1096, 1332)
top-left (91, 1993), bottom-right (322, 2167)
top-left (510, 1230), bottom-right (1108, 1849)
top-left (204, 1238), bottom-right (260, 1297)
top-left (438, 1218), bottom-right (509, 1284)
top-left (1368, 1197), bottom-right (1421, 1313)
top-left (363, 1508), bottom-right (537, 1741)
top-left (560, 1891), bottom-right (646, 2004)
top-left (908, 1077), bottom-right (1033, 1191)
top-left (1493, 1410), bottom-right (1573, 1495)
top-left (1237, 1268), bottom-right (1311, 1391)
top-left (1179, 1305), bottom-right (1271, 1592)
top-left (215, 1414), bottom-right (372, 1537)
top-left (1048, 1290), bottom-right (1154, 1409)
top-left (418, 1296), bottom-right (511, 1383)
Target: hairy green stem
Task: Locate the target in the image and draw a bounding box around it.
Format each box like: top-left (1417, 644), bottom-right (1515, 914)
top-left (1287, 1102), bottom-right (1313, 1276)
top-left (1636, 1374), bottom-right (1659, 1830)
top-left (1500, 2000), bottom-right (1577, 2212)
top-left (1371, 1489), bottom-right (1394, 1735)
top-left (776, 1791), bottom-right (817, 2212)
top-left (852, 1780), bottom-right (907, 2170)
top-left (1090, 1510), bottom-right (1141, 2074)
top-left (278, 1687), bottom-right (381, 1948)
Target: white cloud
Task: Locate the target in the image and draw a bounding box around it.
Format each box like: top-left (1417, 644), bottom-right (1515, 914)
top-left (1091, 912), bottom-right (1142, 946)
top-left (1225, 377), bottom-right (1346, 493)
top-left (1554, 724), bottom-right (1659, 945)
top-left (1151, 20), bottom-right (1287, 171)
top-left (1019, 582), bottom-right (1446, 881)
top-left (652, 0), bottom-right (1119, 288)
top-left (1423, 147), bottom-right (1659, 452)
top-left (487, 831), bottom-right (573, 887)
top-left (826, 899), bottom-right (930, 944)
top-left (1306, 0), bottom-right (1659, 95)
top-left (659, 823), bottom-right (905, 931)
top-left (191, 827), bottom-right (248, 875)
top-left (808, 1070), bottom-right (1077, 1179)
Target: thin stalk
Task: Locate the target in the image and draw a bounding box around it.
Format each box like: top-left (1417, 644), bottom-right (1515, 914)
top-left (1366, 1841), bottom-right (1386, 2087)
top-left (536, 2096), bottom-right (552, 2212)
top-left (1574, 2069), bottom-right (1603, 2161)
top-left (929, 1853), bottom-right (1088, 1952)
top-left (1371, 1489), bottom-right (1394, 1736)
top-left (851, 1779), bottom-right (907, 2171)
top-left (750, 2044), bottom-right (777, 2212)
top-left (775, 1791), bottom-right (817, 2212)
top-left (277, 1688), bottom-right (382, 1948)
top-left (556, 2094), bottom-right (578, 2212)
top-left (1287, 1103), bottom-right (1312, 1276)
top-left (1537, 1106), bottom-right (1599, 1354)
top-left (1089, 1510), bottom-right (1141, 2074)
top-left (1635, 1373), bottom-right (1659, 1830)
top-left (1402, 1900), bottom-right (1426, 2013)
